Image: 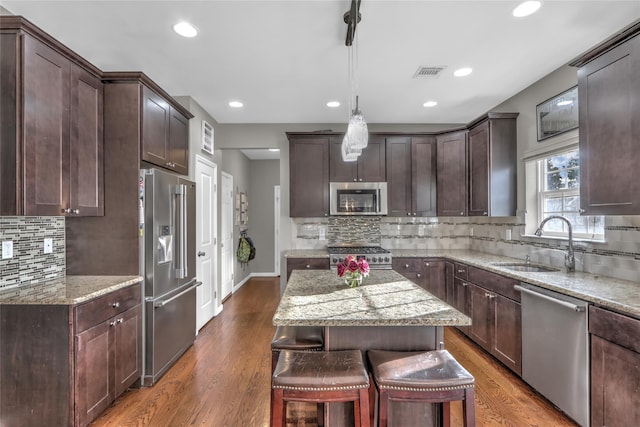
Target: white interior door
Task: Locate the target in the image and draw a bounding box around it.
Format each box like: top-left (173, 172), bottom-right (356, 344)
top-left (195, 156), bottom-right (218, 331)
top-left (220, 172), bottom-right (234, 301)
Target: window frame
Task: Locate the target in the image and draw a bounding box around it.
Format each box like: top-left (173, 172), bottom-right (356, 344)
top-left (524, 136), bottom-right (604, 242)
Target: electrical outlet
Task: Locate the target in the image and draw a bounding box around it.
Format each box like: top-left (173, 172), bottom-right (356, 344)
top-left (469, 228), bottom-right (474, 237)
top-left (44, 238), bottom-right (53, 254)
top-left (418, 225), bottom-right (425, 236)
top-left (318, 226), bottom-right (326, 241)
top-left (2, 240), bottom-right (13, 259)
top-left (505, 229), bottom-right (512, 240)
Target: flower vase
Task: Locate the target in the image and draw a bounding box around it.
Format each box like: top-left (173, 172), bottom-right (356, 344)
top-left (344, 272), bottom-right (363, 288)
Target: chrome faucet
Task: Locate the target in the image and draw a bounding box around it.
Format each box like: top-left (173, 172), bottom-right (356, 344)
top-left (534, 216), bottom-right (575, 272)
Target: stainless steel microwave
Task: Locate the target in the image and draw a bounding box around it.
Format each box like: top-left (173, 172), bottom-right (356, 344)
top-left (330, 182), bottom-right (388, 215)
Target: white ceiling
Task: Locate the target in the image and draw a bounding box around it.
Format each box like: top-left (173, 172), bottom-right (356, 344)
top-left (2, 1), bottom-right (639, 126)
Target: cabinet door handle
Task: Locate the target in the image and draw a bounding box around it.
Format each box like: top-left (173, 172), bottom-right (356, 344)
top-left (112, 302), bottom-right (120, 308)
top-left (416, 273), bottom-right (421, 278)
top-left (485, 293), bottom-right (495, 299)
top-left (483, 211), bottom-right (487, 215)
top-left (457, 269), bottom-right (465, 274)
top-left (406, 212), bottom-right (411, 216)
top-left (460, 212), bottom-right (464, 215)
top-left (579, 208), bottom-right (586, 213)
top-left (62, 208), bottom-right (71, 214)
top-left (461, 282), bottom-right (468, 287)
top-left (353, 178), bottom-right (357, 182)
top-left (425, 262), bottom-right (430, 267)
top-left (110, 321), bottom-right (116, 327)
top-left (117, 318), bottom-right (124, 324)
top-left (73, 209), bottom-right (80, 215)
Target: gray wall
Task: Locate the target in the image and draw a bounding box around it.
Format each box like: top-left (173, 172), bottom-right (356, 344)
top-left (219, 149), bottom-right (251, 286)
top-left (247, 159), bottom-right (280, 274)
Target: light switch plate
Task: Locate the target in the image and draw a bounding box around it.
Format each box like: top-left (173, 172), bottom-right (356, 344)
top-left (44, 238), bottom-right (53, 254)
top-left (2, 240), bottom-right (13, 259)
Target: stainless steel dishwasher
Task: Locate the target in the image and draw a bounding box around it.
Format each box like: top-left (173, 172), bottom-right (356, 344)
top-left (515, 283), bottom-right (590, 427)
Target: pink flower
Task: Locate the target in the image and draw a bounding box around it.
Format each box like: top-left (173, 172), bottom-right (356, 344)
top-left (358, 259), bottom-right (370, 276)
top-left (337, 263), bottom-right (346, 277)
top-left (347, 259), bottom-right (359, 272)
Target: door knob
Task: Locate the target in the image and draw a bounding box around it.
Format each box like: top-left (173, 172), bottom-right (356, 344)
top-left (198, 251), bottom-right (206, 257)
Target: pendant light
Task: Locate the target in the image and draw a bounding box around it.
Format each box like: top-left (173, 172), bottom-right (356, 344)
top-left (342, 0), bottom-right (368, 159)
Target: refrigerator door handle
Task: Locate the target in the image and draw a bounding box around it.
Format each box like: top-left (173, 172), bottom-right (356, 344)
top-left (175, 184), bottom-right (188, 279)
top-left (154, 281), bottom-right (201, 308)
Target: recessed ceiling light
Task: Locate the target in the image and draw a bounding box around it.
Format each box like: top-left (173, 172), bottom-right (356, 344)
top-left (557, 100), bottom-right (573, 106)
top-left (173, 21), bottom-right (199, 38)
top-left (454, 67), bottom-right (473, 77)
top-left (269, 148), bottom-right (280, 152)
top-left (326, 101), bottom-right (340, 108)
top-left (513, 1), bottom-right (542, 18)
top-left (423, 101), bottom-right (438, 108)
top-left (229, 101), bottom-right (243, 108)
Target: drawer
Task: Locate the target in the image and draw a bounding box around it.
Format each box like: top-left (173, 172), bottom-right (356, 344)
top-left (467, 266), bottom-right (520, 302)
top-left (75, 283), bottom-right (142, 333)
top-left (590, 306), bottom-right (640, 353)
top-left (453, 263), bottom-right (468, 280)
top-left (392, 258), bottom-right (423, 272)
top-left (288, 258), bottom-right (329, 270)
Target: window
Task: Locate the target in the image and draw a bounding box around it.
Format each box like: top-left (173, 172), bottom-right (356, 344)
top-left (526, 148), bottom-right (604, 241)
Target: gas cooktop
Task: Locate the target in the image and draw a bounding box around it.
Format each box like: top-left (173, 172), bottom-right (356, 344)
top-left (327, 246), bottom-right (392, 269)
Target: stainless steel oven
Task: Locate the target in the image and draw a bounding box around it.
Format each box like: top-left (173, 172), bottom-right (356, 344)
top-left (330, 182), bottom-right (387, 215)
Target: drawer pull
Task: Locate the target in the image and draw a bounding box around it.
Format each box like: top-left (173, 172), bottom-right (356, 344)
top-left (306, 264), bottom-right (310, 268)
top-left (405, 264), bottom-right (409, 268)
top-left (457, 269), bottom-right (465, 274)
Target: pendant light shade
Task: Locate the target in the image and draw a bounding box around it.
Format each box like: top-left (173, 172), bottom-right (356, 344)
top-left (341, 134), bottom-right (361, 162)
top-left (345, 97), bottom-right (368, 149)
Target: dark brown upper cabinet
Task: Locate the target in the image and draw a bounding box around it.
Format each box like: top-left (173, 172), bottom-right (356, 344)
top-left (386, 136), bottom-right (437, 217)
top-left (330, 135), bottom-right (386, 182)
top-left (467, 113), bottom-right (518, 217)
top-left (571, 27), bottom-right (640, 215)
top-left (141, 85), bottom-right (189, 175)
top-left (288, 134), bottom-right (330, 217)
top-left (436, 130), bottom-right (468, 216)
top-left (0, 17), bottom-right (104, 216)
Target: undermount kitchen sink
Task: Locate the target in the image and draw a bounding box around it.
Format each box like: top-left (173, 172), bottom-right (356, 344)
top-left (492, 263), bottom-right (560, 273)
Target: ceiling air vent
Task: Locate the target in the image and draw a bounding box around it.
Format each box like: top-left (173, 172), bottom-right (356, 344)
top-left (413, 66), bottom-right (446, 78)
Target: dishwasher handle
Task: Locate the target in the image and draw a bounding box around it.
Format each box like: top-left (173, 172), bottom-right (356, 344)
top-left (514, 285), bottom-right (585, 312)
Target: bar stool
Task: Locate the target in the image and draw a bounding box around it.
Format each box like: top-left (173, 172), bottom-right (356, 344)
top-left (367, 349), bottom-right (475, 427)
top-left (271, 349), bottom-right (371, 427)
top-left (270, 325), bottom-right (324, 372)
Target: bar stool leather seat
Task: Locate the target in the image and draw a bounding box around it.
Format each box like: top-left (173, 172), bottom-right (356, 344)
top-left (270, 325), bottom-right (324, 371)
top-left (367, 349), bottom-right (475, 427)
top-left (271, 349), bottom-right (371, 427)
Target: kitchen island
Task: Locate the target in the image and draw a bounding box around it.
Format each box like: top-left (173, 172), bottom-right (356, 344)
top-left (273, 269), bottom-right (470, 426)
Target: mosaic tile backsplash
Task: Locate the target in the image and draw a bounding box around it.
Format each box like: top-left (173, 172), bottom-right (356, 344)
top-left (291, 215), bottom-right (640, 283)
top-left (0, 217), bottom-right (65, 289)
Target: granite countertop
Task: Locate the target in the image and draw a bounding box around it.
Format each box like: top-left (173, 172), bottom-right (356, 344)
top-left (0, 275), bottom-right (143, 305)
top-left (393, 249), bottom-right (640, 318)
top-left (273, 269), bottom-right (471, 327)
top-left (285, 249), bottom-right (640, 318)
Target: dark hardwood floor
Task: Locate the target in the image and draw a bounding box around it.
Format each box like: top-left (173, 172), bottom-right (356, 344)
top-left (91, 277), bottom-right (578, 427)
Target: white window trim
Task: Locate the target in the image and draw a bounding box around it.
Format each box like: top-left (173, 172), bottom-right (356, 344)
top-left (524, 132), bottom-right (605, 243)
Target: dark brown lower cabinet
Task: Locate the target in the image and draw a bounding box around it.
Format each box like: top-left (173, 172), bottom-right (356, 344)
top-left (452, 277), bottom-right (471, 336)
top-left (422, 259), bottom-right (446, 301)
top-left (286, 257), bottom-right (330, 281)
top-left (0, 283), bottom-right (142, 427)
top-left (589, 306), bottom-right (640, 427)
top-left (75, 303), bottom-right (142, 427)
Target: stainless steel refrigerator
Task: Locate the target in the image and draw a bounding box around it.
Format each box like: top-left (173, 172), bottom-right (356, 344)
top-left (139, 168), bottom-right (199, 386)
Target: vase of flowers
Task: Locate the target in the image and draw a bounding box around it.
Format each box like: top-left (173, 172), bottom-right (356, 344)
top-left (336, 255), bottom-right (370, 288)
